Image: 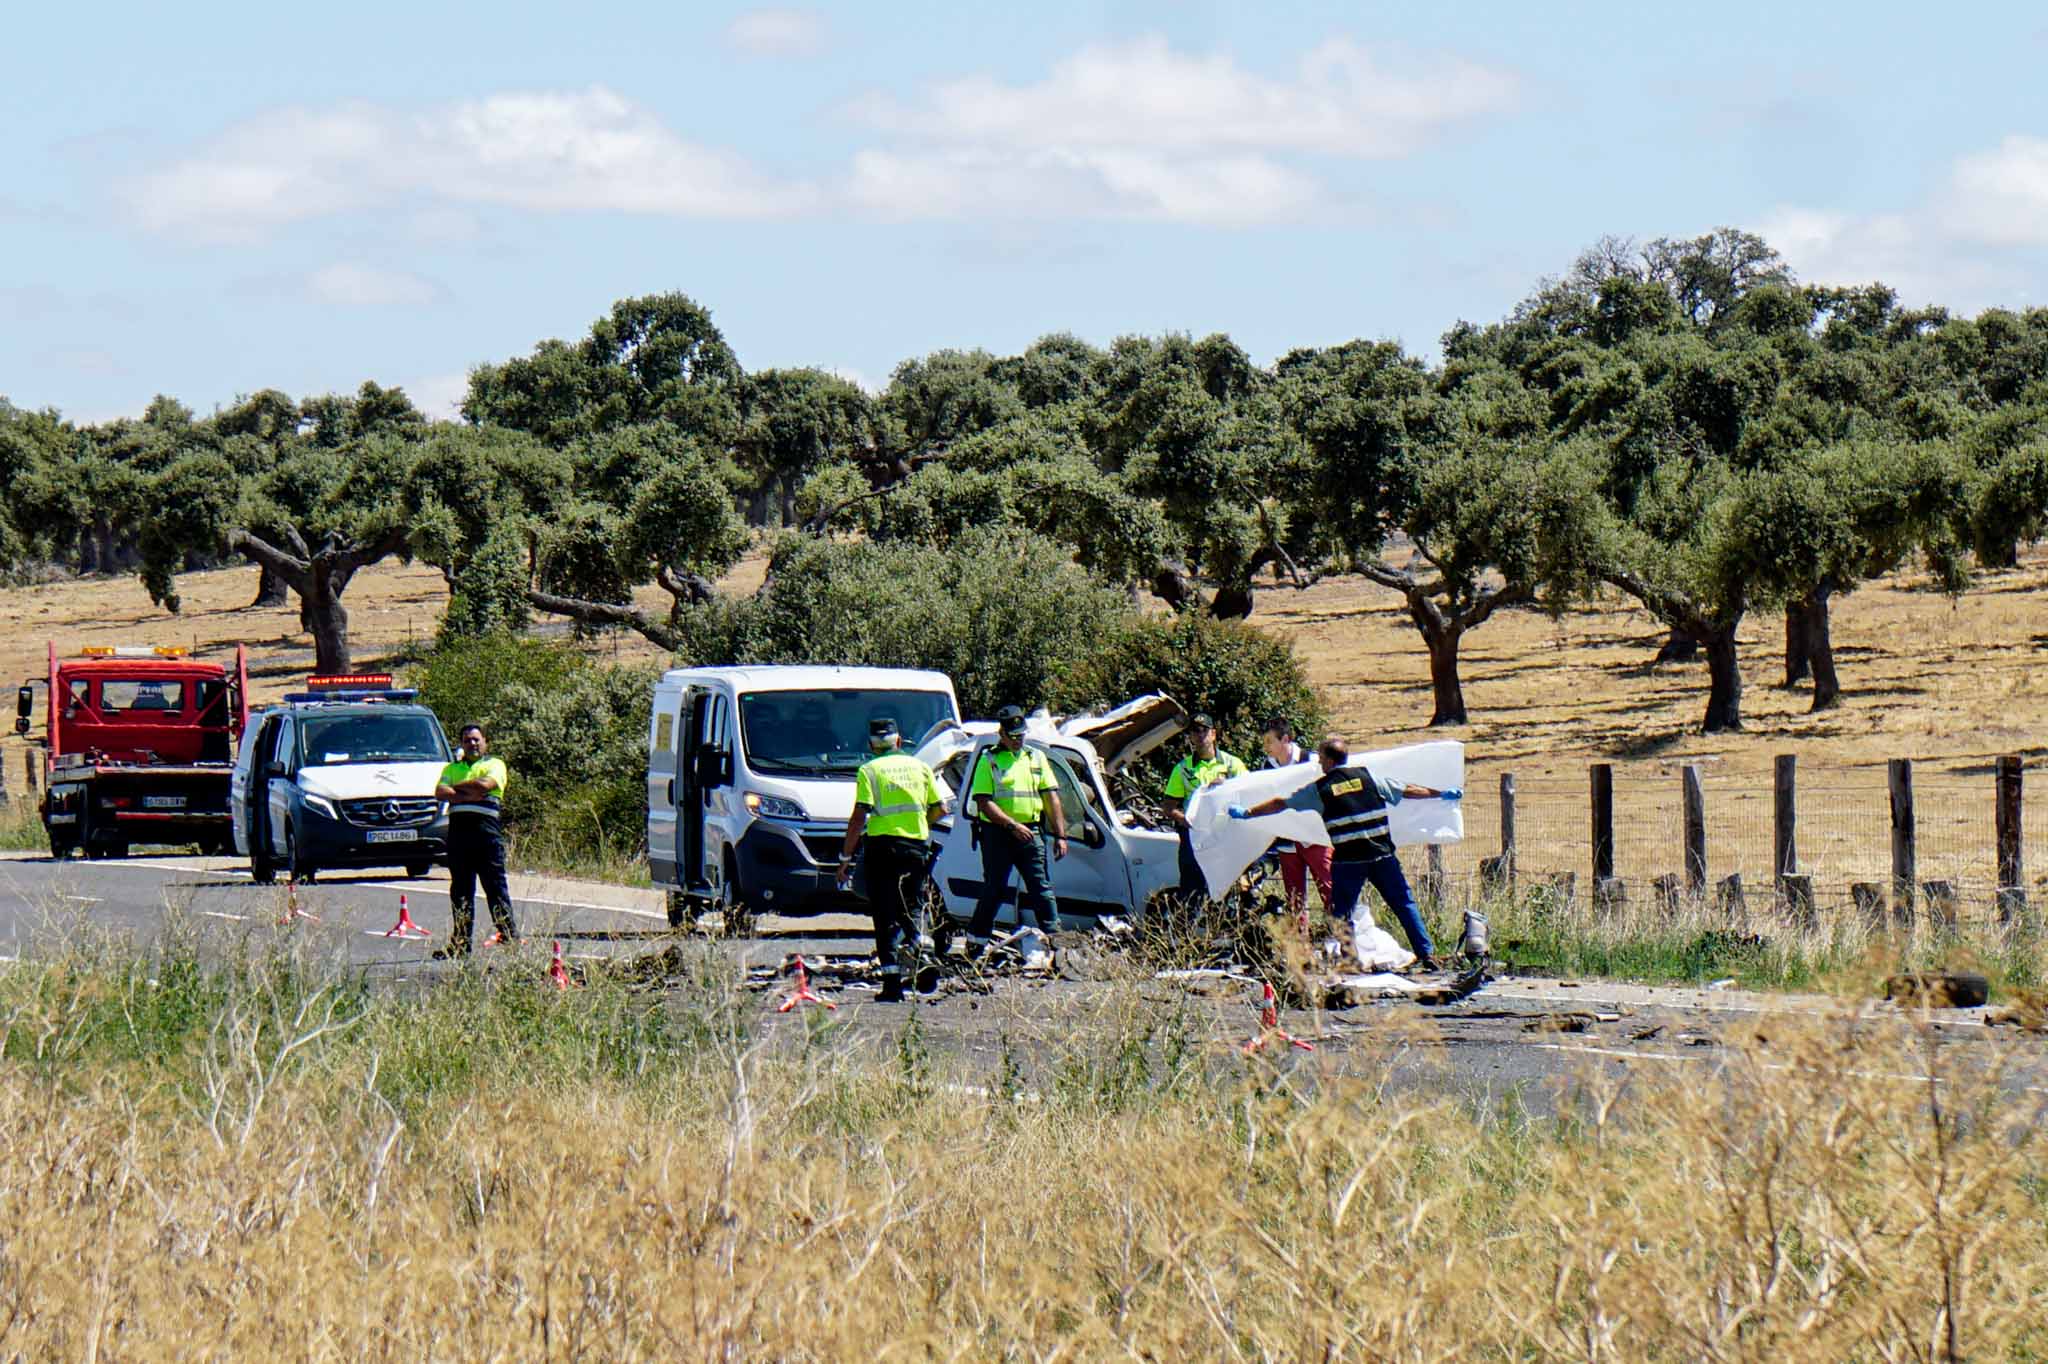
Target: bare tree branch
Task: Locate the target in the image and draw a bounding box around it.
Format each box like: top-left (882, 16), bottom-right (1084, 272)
top-left (527, 589), bottom-right (682, 651)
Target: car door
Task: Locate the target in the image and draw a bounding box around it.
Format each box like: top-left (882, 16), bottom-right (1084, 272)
top-left (265, 716), bottom-right (296, 855)
top-left (1039, 744), bottom-right (1138, 921)
top-left (646, 687), bottom-right (681, 887)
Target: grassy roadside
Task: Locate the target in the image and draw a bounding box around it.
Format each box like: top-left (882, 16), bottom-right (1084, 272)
top-left (0, 907), bottom-right (2042, 1357)
top-left (0, 798), bottom-right (46, 852)
top-left (1439, 880), bottom-right (2045, 998)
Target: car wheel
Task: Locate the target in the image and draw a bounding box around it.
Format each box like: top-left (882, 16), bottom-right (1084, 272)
top-left (284, 822), bottom-right (315, 884)
top-left (714, 855), bottom-right (755, 936)
top-left (404, 861), bottom-right (432, 879)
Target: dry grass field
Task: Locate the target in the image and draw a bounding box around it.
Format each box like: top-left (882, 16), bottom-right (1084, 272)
top-left (0, 919), bottom-right (2042, 1360)
top-left (5, 544), bottom-right (2045, 912)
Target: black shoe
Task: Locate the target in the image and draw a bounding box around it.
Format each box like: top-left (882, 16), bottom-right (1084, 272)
top-left (877, 973), bottom-right (907, 1003)
top-left (1414, 954), bottom-right (1443, 973)
top-left (430, 945), bottom-right (471, 962)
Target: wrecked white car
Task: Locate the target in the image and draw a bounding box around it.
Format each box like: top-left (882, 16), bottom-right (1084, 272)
top-left (914, 695), bottom-right (1188, 928)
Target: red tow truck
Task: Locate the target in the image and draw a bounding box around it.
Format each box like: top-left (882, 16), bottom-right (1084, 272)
top-left (14, 643), bottom-right (250, 859)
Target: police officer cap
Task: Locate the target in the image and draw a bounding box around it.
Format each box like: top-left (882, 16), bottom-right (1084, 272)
top-left (995, 705), bottom-right (1027, 735)
top-left (869, 717), bottom-right (900, 740)
top-left (1190, 712), bottom-right (1217, 731)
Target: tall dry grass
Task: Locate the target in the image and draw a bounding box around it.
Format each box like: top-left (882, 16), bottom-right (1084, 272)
top-left (0, 906), bottom-right (2044, 1359)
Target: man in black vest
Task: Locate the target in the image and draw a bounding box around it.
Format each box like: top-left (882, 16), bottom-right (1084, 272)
top-left (1229, 735), bottom-right (1460, 969)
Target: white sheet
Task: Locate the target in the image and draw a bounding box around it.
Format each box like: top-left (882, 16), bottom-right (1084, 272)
top-left (1184, 740), bottom-right (1465, 899)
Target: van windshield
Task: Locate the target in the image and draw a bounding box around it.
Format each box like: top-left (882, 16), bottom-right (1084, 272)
top-left (739, 689), bottom-right (954, 778)
top-left (299, 713), bottom-right (450, 767)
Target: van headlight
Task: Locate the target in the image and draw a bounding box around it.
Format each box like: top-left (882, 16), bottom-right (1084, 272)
top-left (302, 793), bottom-right (339, 819)
top-left (743, 792), bottom-right (806, 820)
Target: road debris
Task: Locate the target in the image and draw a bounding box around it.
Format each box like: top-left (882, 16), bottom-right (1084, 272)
top-left (1885, 972), bottom-right (1990, 1009)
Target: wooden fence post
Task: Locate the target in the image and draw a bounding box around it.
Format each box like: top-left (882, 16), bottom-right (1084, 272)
top-left (1682, 765), bottom-right (1706, 898)
top-left (1922, 880), bottom-right (1958, 936)
top-left (1591, 763), bottom-right (1614, 887)
top-left (1783, 874), bottom-right (1816, 933)
top-left (1499, 771), bottom-right (1517, 891)
top-left (1889, 758), bottom-right (1915, 929)
top-left (1423, 844), bottom-right (1446, 906)
top-left (23, 747), bottom-right (39, 796)
top-left (1774, 754), bottom-right (1798, 894)
top-left (1716, 872), bottom-right (1747, 927)
top-left (1852, 882), bottom-right (1885, 933)
top-left (1997, 755), bottom-right (2026, 927)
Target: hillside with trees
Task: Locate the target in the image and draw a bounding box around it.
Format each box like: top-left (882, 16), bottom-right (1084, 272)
top-left (5, 229), bottom-right (2047, 737)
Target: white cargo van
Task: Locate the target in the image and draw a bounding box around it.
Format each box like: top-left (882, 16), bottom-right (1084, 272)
top-left (647, 665), bottom-right (961, 925)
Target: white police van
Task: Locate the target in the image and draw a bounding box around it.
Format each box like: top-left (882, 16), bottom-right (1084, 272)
top-left (230, 674), bottom-right (452, 883)
top-left (646, 665), bottom-right (960, 925)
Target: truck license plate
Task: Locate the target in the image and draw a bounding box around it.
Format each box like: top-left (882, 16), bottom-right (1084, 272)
top-left (366, 829), bottom-right (419, 844)
top-left (142, 796), bottom-right (186, 810)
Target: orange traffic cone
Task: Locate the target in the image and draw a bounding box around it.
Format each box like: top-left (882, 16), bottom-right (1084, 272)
top-left (373, 893), bottom-right (432, 940)
top-left (276, 876), bottom-right (320, 925)
top-left (775, 955), bottom-right (837, 1012)
top-left (547, 940), bottom-right (577, 990)
top-left (1241, 979), bottom-right (1313, 1054)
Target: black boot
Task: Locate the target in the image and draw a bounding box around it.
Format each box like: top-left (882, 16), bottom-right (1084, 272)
top-left (877, 968), bottom-right (907, 1003)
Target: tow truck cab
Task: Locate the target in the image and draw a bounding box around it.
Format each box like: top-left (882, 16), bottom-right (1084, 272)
top-left (230, 675), bottom-right (452, 883)
top-left (16, 643), bottom-right (249, 858)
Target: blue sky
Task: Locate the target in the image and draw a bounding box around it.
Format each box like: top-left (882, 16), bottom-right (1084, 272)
top-left (5, 0), bottom-right (2046, 423)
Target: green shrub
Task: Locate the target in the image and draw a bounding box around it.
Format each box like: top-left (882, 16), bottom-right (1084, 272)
top-left (674, 526), bottom-right (1134, 718)
top-left (1050, 610), bottom-right (1328, 771)
top-left (407, 633), bottom-right (654, 873)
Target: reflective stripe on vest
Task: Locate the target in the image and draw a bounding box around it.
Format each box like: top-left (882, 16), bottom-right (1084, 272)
top-left (973, 749), bottom-right (1053, 823)
top-left (449, 801), bottom-right (502, 818)
top-left (1318, 769), bottom-right (1394, 861)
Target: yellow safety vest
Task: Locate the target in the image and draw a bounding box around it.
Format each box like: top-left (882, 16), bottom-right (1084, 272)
top-left (854, 752), bottom-right (941, 840)
top-left (970, 746), bottom-right (1059, 824)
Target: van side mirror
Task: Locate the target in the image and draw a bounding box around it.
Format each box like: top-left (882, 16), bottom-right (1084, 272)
top-left (1079, 821), bottom-right (1106, 850)
top-left (694, 748), bottom-right (730, 788)
top-left (265, 761), bottom-right (287, 778)
top-left (15, 685), bottom-right (30, 733)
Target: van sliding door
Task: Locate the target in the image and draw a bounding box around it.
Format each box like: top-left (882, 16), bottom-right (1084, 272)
top-left (679, 688), bottom-right (708, 890)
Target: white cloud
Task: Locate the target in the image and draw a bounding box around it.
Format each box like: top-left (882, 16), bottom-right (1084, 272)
top-left (852, 36), bottom-right (1516, 157)
top-left (1758, 134), bottom-right (2048, 310)
top-left (306, 262), bottom-right (443, 307)
top-left (127, 87), bottom-right (815, 242)
top-left (843, 36), bottom-right (1514, 224)
top-left (724, 8), bottom-right (827, 58)
top-left (1943, 135), bottom-right (2048, 247)
top-left (396, 371), bottom-right (470, 419)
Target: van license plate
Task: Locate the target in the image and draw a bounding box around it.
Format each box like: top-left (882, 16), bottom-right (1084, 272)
top-left (143, 796), bottom-right (186, 809)
top-left (366, 830), bottom-right (419, 844)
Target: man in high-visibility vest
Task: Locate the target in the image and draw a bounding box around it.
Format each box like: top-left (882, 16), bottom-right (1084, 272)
top-left (432, 722), bottom-right (519, 959)
top-left (838, 718), bottom-right (948, 1002)
top-left (1230, 735), bottom-right (1460, 969)
top-left (1162, 712), bottom-right (1248, 904)
top-left (964, 705), bottom-right (1068, 958)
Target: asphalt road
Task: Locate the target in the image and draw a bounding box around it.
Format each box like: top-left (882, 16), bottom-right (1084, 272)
top-left (4, 851), bottom-right (2043, 1118)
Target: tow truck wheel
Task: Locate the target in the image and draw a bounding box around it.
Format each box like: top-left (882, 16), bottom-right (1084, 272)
top-left (48, 837), bottom-right (76, 861)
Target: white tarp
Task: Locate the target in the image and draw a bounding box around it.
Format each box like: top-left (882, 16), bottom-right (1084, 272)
top-left (1185, 740), bottom-right (1466, 899)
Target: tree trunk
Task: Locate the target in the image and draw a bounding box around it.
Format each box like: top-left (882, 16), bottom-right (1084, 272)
top-left (1702, 625), bottom-right (1743, 732)
top-left (1807, 590), bottom-right (1841, 711)
top-left (1209, 583), bottom-right (1254, 619)
top-left (1424, 623), bottom-right (1468, 726)
top-left (249, 564), bottom-right (288, 609)
top-left (303, 587), bottom-right (351, 674)
top-left (1783, 601), bottom-right (1810, 687)
top-left (93, 520), bottom-right (117, 576)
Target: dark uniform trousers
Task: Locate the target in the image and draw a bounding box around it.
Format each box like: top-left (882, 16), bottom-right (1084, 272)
top-left (448, 811), bottom-right (518, 946)
top-left (968, 824), bottom-right (1058, 938)
top-left (863, 834), bottom-right (930, 974)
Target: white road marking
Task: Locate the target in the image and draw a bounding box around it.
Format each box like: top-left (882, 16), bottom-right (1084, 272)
top-left (63, 895), bottom-right (102, 903)
top-left (198, 912), bottom-right (250, 921)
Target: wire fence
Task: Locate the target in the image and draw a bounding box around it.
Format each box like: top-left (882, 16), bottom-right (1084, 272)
top-left (1399, 755), bottom-right (2044, 932)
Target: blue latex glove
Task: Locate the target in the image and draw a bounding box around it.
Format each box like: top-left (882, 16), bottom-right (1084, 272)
top-left (1226, 805), bottom-right (1252, 820)
top-left (1440, 788), bottom-right (1463, 802)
